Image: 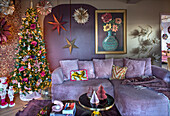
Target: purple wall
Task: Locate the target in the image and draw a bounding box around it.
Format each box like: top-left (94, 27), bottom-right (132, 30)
top-left (44, 4), bottom-right (104, 71)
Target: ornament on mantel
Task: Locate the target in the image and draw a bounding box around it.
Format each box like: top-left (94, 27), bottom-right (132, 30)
top-left (0, 18), bottom-right (11, 44)
top-left (36, 0), bottom-right (52, 16)
top-left (73, 7), bottom-right (89, 24)
top-left (48, 14), bottom-right (67, 35)
top-left (0, 0), bottom-right (15, 15)
top-left (90, 91), bottom-right (99, 104)
top-left (63, 38), bottom-right (78, 54)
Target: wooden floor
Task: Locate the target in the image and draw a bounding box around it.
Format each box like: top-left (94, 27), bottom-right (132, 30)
top-left (0, 94), bottom-right (28, 116)
top-left (0, 94), bottom-right (46, 116)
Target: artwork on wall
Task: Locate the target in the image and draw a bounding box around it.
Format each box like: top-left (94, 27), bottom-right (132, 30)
top-left (73, 7), bottom-right (89, 24)
top-left (95, 9), bottom-right (127, 54)
top-left (130, 25), bottom-right (160, 64)
top-left (36, 0), bottom-right (52, 16)
top-left (0, 0), bottom-right (21, 77)
top-left (48, 14), bottom-right (67, 35)
top-left (0, 0), bottom-right (15, 15)
top-left (0, 18), bottom-right (11, 44)
top-left (63, 38), bottom-right (78, 54)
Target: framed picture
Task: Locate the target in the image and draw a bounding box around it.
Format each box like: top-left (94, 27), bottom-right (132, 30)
top-left (95, 9), bottom-right (127, 54)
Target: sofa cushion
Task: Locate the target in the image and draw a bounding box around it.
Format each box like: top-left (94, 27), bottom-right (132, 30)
top-left (129, 58), bottom-right (152, 76)
top-left (114, 58), bottom-right (123, 67)
top-left (59, 59), bottom-right (78, 80)
top-left (110, 65), bottom-right (127, 80)
top-left (51, 79), bottom-right (114, 101)
top-left (93, 58), bottom-right (113, 78)
top-left (124, 58), bottom-right (146, 78)
top-left (114, 84), bottom-right (169, 116)
top-left (70, 69), bottom-right (88, 81)
top-left (78, 61), bottom-right (95, 78)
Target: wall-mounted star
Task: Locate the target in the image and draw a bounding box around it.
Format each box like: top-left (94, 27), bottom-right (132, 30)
top-left (63, 38), bottom-right (78, 54)
top-left (48, 14), bottom-right (67, 35)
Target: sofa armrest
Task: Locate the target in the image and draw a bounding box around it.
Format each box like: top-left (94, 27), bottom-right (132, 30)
top-left (52, 67), bottom-right (64, 85)
top-left (151, 65), bottom-right (170, 83)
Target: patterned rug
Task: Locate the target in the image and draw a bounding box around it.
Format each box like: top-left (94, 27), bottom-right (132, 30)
top-left (16, 99), bottom-right (121, 116)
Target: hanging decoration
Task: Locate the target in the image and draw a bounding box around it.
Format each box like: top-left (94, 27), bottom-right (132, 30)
top-left (63, 0), bottom-right (78, 54)
top-left (48, 14), bottom-right (67, 35)
top-left (63, 38), bottom-right (78, 54)
top-left (162, 34), bottom-right (168, 40)
top-left (0, 18), bottom-right (11, 44)
top-left (73, 7), bottom-right (89, 24)
top-left (36, 0), bottom-right (52, 16)
top-left (0, 0), bottom-right (15, 15)
top-left (168, 26), bottom-right (170, 34)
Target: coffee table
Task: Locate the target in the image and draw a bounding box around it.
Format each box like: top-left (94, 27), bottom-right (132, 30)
top-left (79, 93), bottom-right (114, 116)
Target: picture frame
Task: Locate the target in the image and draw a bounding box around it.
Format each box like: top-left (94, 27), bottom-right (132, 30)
top-left (95, 9), bottom-right (127, 54)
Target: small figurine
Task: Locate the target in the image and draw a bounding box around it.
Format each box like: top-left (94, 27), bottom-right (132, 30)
top-left (90, 91), bottom-right (99, 104)
top-left (0, 77), bottom-right (8, 108)
top-left (8, 86), bottom-right (15, 107)
top-left (52, 100), bottom-right (64, 112)
top-left (87, 86), bottom-right (94, 98)
top-left (96, 85), bottom-right (107, 100)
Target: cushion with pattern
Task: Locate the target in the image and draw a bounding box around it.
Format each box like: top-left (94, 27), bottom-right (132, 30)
top-left (70, 69), bottom-right (88, 81)
top-left (110, 65), bottom-right (128, 80)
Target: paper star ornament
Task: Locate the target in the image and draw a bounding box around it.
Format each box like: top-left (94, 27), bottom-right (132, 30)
top-left (48, 14), bottom-right (67, 35)
top-left (63, 38), bottom-right (78, 54)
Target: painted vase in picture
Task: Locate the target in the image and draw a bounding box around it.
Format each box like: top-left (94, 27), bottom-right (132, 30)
top-left (101, 13), bottom-right (122, 51)
top-left (102, 30), bottom-right (118, 51)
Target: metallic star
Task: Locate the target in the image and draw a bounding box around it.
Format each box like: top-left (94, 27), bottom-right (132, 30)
top-left (63, 38), bottom-right (78, 54)
top-left (48, 14), bottom-right (67, 35)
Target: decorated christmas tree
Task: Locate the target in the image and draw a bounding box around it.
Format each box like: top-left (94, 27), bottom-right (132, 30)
top-left (96, 85), bottom-right (107, 100)
top-left (9, 8), bottom-right (51, 96)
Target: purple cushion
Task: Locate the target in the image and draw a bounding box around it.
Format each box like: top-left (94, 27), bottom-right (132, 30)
top-left (114, 58), bottom-right (123, 67)
top-left (60, 59), bottom-right (78, 80)
top-left (78, 61), bottom-right (95, 78)
top-left (129, 58), bottom-right (152, 76)
top-left (93, 58), bottom-right (113, 78)
top-left (124, 58), bottom-right (146, 78)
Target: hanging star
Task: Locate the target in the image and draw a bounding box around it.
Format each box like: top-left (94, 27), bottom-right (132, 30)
top-left (63, 38), bottom-right (78, 54)
top-left (48, 14), bottom-right (67, 35)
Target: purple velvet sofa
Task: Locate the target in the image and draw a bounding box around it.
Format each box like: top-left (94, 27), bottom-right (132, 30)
top-left (51, 58), bottom-right (170, 116)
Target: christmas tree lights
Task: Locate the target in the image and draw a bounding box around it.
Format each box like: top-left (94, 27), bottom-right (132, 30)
top-left (10, 8), bottom-right (51, 96)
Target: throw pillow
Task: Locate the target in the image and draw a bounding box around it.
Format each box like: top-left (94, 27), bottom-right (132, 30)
top-left (59, 59), bottom-right (78, 80)
top-left (129, 58), bottom-right (152, 76)
top-left (70, 69), bottom-right (88, 81)
top-left (110, 65), bottom-right (128, 80)
top-left (78, 61), bottom-right (95, 78)
top-left (124, 58), bottom-right (146, 78)
top-left (93, 58), bottom-right (113, 78)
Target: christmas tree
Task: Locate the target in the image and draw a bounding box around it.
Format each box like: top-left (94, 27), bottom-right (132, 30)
top-left (10, 8), bottom-right (51, 95)
top-left (96, 85), bottom-right (107, 100)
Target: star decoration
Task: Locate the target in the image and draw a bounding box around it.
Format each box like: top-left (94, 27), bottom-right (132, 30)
top-left (63, 38), bottom-right (78, 54)
top-left (48, 14), bottom-right (67, 35)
